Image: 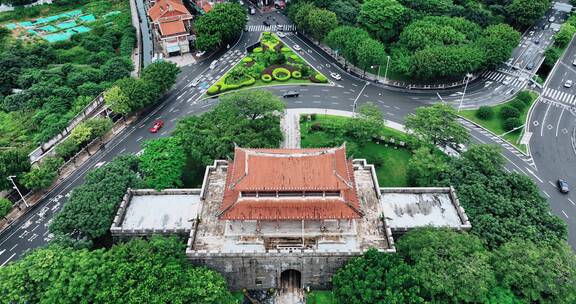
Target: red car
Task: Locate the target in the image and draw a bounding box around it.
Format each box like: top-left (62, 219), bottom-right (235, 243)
top-left (149, 120), bottom-right (164, 133)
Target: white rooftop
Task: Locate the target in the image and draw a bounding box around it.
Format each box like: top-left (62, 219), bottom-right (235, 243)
top-left (380, 192), bottom-right (463, 229)
top-left (121, 194), bottom-right (201, 230)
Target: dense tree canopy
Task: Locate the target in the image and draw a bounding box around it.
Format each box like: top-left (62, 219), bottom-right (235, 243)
top-left (506, 0), bottom-right (550, 27)
top-left (49, 156), bottom-right (140, 248)
top-left (405, 103), bottom-right (470, 147)
top-left (140, 137), bottom-right (187, 190)
top-left (357, 0), bottom-right (406, 42)
top-left (333, 228), bottom-right (575, 304)
top-left (173, 89), bottom-right (284, 165)
top-left (194, 2), bottom-right (246, 51)
top-left (0, 148), bottom-right (31, 191)
top-left (0, 237), bottom-right (236, 304)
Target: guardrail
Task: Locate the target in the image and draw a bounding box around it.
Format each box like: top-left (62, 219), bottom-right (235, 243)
top-left (28, 93), bottom-right (107, 164)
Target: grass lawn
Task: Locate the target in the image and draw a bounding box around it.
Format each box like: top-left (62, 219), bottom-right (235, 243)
top-left (306, 290), bottom-right (336, 304)
top-left (300, 115), bottom-right (412, 187)
top-left (459, 91), bottom-right (538, 152)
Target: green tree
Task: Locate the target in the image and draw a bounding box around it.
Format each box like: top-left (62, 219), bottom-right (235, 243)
top-left (405, 103), bottom-right (470, 147)
top-left (410, 45), bottom-right (485, 79)
top-left (305, 8), bottom-right (338, 41)
top-left (0, 237), bottom-right (236, 303)
top-left (345, 102), bottom-right (384, 141)
top-left (554, 23), bottom-right (576, 48)
top-left (0, 198), bottom-right (12, 219)
top-left (140, 137), bottom-right (187, 190)
top-left (100, 57), bottom-right (133, 82)
top-left (114, 77), bottom-right (158, 111)
top-left (506, 0), bottom-right (550, 27)
top-left (356, 38), bottom-right (386, 72)
top-left (357, 0), bottom-right (406, 42)
top-left (329, 0), bottom-right (361, 25)
top-left (0, 148), bottom-right (31, 191)
top-left (49, 156), bottom-right (140, 248)
top-left (399, 0), bottom-right (454, 16)
top-left (477, 23), bottom-right (521, 68)
top-left (104, 85), bottom-right (132, 116)
top-left (141, 61), bottom-right (180, 93)
top-left (407, 146), bottom-right (449, 186)
top-left (194, 2), bottom-right (247, 51)
top-left (21, 157), bottom-right (63, 190)
top-left (492, 241), bottom-right (576, 303)
top-left (399, 16), bottom-right (482, 51)
top-left (83, 117), bottom-right (113, 140)
top-left (325, 26), bottom-right (371, 66)
top-left (55, 138), bottom-right (80, 160)
top-left (293, 2), bottom-right (317, 31)
top-left (70, 123), bottom-right (93, 146)
top-left (173, 90), bottom-right (284, 166)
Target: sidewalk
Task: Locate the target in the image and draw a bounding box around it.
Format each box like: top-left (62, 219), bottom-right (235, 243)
top-left (281, 108), bottom-right (406, 149)
top-left (0, 116), bottom-right (135, 233)
top-left (164, 53), bottom-right (197, 67)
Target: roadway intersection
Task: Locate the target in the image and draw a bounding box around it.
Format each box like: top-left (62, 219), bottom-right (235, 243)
top-left (1, 6), bottom-right (576, 265)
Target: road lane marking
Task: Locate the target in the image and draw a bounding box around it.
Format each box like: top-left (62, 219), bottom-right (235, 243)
top-left (540, 101), bottom-right (552, 137)
top-left (556, 107), bottom-right (565, 137)
top-left (136, 136), bottom-right (143, 142)
top-left (543, 190), bottom-right (550, 198)
top-left (9, 244), bottom-right (17, 251)
top-left (548, 180), bottom-right (556, 187)
top-left (525, 167), bottom-right (543, 183)
top-left (1, 253), bottom-right (16, 266)
top-left (562, 210), bottom-right (569, 218)
top-left (568, 198), bottom-right (575, 206)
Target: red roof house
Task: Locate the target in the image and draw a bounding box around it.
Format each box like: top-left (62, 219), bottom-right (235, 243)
top-left (218, 146), bottom-right (363, 221)
top-left (147, 0), bottom-right (193, 55)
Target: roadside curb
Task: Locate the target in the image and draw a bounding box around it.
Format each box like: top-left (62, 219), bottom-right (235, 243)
top-left (457, 115), bottom-right (529, 157)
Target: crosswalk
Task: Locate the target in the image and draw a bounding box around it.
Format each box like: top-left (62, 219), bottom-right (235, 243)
top-left (481, 70), bottom-right (526, 88)
top-left (245, 24), bottom-right (297, 32)
top-left (542, 87), bottom-right (576, 105)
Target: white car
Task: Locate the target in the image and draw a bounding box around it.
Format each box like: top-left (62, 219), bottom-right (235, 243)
top-left (209, 60), bottom-right (218, 69)
top-left (565, 80), bottom-right (573, 88)
top-left (195, 50), bottom-right (206, 57)
top-left (503, 76), bottom-right (512, 85)
top-left (293, 44), bottom-right (302, 51)
top-left (276, 31), bottom-right (286, 38)
top-left (191, 78), bottom-right (201, 87)
top-left (330, 72), bottom-right (341, 80)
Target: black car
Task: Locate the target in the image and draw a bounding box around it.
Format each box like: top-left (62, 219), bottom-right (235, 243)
top-left (526, 62), bottom-right (534, 70)
top-left (558, 179), bottom-right (570, 193)
top-left (263, 20), bottom-right (270, 26)
top-left (283, 91), bottom-right (299, 98)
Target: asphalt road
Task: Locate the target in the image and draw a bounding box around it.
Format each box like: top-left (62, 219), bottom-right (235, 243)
top-left (1, 6), bottom-right (575, 265)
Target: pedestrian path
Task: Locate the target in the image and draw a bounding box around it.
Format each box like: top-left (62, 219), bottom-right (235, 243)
top-left (481, 71), bottom-right (526, 88)
top-left (245, 24), bottom-right (296, 32)
top-left (542, 87), bottom-right (576, 105)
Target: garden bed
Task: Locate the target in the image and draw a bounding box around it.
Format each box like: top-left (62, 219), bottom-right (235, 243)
top-left (207, 32), bottom-right (327, 95)
top-left (300, 115), bottom-right (412, 187)
top-left (459, 91), bottom-right (538, 152)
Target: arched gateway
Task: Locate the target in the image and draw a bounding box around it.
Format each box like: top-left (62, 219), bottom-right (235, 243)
top-left (280, 269), bottom-right (302, 290)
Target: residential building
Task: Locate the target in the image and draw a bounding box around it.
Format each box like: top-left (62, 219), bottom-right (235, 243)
top-left (147, 0), bottom-right (193, 56)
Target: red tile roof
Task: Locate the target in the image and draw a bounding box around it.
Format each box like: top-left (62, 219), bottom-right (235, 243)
top-left (218, 146), bottom-right (362, 220)
top-left (148, 0), bottom-right (191, 22)
top-left (158, 19), bottom-right (186, 36)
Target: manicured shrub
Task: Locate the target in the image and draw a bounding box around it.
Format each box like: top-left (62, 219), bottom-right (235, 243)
top-left (476, 106), bottom-right (494, 120)
top-left (292, 70), bottom-right (302, 79)
top-left (272, 68), bottom-right (291, 81)
top-left (510, 98), bottom-right (527, 111)
top-left (206, 85), bottom-right (220, 95)
top-left (281, 47), bottom-right (291, 52)
top-left (290, 54), bottom-right (299, 61)
top-left (500, 106), bottom-right (520, 119)
top-left (241, 77), bottom-right (256, 86)
top-left (242, 57), bottom-right (253, 63)
top-left (503, 117), bottom-right (522, 131)
top-left (310, 73), bottom-right (328, 83)
top-left (253, 47), bottom-right (263, 53)
top-left (517, 91), bottom-right (532, 104)
top-left (261, 74), bottom-right (273, 82)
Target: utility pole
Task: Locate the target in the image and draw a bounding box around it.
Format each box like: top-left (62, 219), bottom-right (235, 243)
top-left (371, 65), bottom-right (382, 82)
top-left (458, 73), bottom-right (473, 112)
top-left (384, 56), bottom-right (390, 84)
top-left (7, 176), bottom-right (29, 208)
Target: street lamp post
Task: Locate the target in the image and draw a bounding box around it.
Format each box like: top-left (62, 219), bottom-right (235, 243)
top-left (384, 55), bottom-right (390, 84)
top-left (371, 65), bottom-right (381, 82)
top-left (7, 176), bottom-right (29, 208)
top-left (458, 73), bottom-right (473, 112)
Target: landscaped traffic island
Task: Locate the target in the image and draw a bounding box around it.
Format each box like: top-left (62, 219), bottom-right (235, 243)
top-left (207, 32), bottom-right (327, 95)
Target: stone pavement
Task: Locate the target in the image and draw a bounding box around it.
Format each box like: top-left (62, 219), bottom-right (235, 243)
top-left (281, 108), bottom-right (406, 149)
top-left (275, 289), bottom-right (305, 304)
